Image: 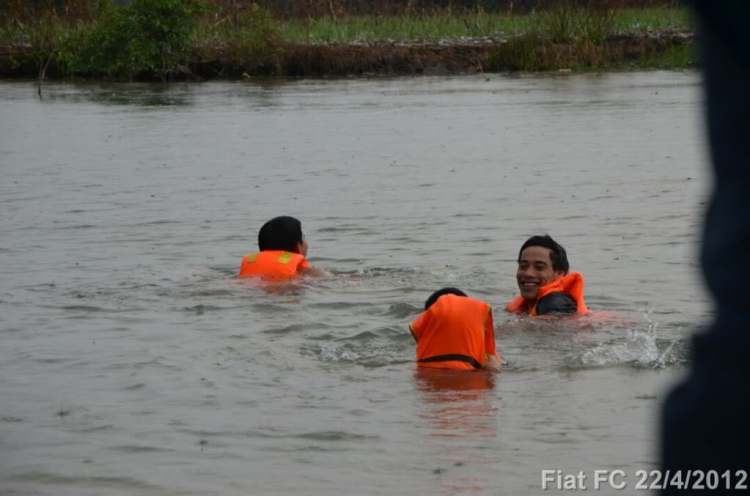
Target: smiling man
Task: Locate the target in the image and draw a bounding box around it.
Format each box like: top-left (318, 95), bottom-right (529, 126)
top-left (505, 235), bottom-right (588, 316)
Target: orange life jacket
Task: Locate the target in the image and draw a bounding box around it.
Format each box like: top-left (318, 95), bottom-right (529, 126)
top-left (409, 294), bottom-right (497, 371)
top-left (505, 271), bottom-right (588, 316)
top-left (238, 250), bottom-right (310, 281)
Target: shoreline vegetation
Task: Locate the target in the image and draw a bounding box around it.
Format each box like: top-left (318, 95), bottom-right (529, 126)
top-left (0, 1), bottom-right (696, 83)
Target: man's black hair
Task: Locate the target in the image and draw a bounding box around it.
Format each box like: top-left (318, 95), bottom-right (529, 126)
top-left (424, 287), bottom-right (467, 310)
top-left (258, 216), bottom-right (303, 253)
top-left (518, 235), bottom-right (570, 274)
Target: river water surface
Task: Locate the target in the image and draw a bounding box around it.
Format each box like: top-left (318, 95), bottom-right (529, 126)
top-left (1, 72), bottom-right (710, 495)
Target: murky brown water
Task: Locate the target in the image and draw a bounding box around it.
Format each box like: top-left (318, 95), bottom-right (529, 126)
top-left (1, 72), bottom-right (710, 495)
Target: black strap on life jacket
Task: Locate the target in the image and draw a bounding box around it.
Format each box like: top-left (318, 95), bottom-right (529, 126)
top-left (418, 354), bottom-right (482, 369)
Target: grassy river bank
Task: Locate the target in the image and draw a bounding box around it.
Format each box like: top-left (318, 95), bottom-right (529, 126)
top-left (0, 1), bottom-right (696, 81)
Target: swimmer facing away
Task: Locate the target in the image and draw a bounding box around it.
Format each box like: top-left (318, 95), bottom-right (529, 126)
top-left (506, 235), bottom-right (588, 317)
top-left (238, 216), bottom-right (328, 280)
top-left (410, 288), bottom-right (502, 371)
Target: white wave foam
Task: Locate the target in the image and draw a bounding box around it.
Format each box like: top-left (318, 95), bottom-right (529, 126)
top-left (578, 313), bottom-right (682, 369)
top-left (319, 344), bottom-right (362, 362)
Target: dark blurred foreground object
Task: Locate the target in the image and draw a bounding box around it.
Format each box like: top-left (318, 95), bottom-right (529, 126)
top-left (661, 3), bottom-right (750, 494)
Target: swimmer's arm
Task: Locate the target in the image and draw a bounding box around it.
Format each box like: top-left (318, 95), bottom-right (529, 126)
top-left (484, 352), bottom-right (503, 371)
top-left (299, 266), bottom-right (332, 277)
top-left (483, 308), bottom-right (501, 370)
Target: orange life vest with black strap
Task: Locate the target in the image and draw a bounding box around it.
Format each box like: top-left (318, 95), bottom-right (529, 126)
top-left (409, 294), bottom-right (497, 371)
top-left (506, 271), bottom-right (588, 316)
top-left (238, 250), bottom-right (310, 280)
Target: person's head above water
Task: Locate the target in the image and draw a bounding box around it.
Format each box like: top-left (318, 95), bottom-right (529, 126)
top-left (516, 235), bottom-right (569, 305)
top-left (424, 287), bottom-right (467, 310)
top-left (258, 216), bottom-right (308, 256)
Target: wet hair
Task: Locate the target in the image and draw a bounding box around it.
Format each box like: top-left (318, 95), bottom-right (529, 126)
top-left (258, 216), bottom-right (304, 253)
top-left (518, 235), bottom-right (570, 274)
top-left (536, 292), bottom-right (577, 316)
top-left (424, 287), bottom-right (467, 310)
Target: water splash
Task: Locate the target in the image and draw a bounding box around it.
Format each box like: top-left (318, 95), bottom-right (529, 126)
top-left (576, 312), bottom-right (686, 369)
top-left (312, 342), bottom-right (411, 368)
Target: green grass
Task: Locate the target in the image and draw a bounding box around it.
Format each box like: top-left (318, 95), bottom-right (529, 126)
top-left (277, 14), bottom-right (536, 43)
top-left (610, 7), bottom-right (694, 34)
top-left (0, 7), bottom-right (695, 49)
top-left (277, 8), bottom-right (694, 44)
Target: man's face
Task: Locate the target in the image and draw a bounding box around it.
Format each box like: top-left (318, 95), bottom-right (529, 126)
top-left (516, 246), bottom-right (564, 302)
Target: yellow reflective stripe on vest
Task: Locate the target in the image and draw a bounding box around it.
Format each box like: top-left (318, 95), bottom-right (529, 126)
top-left (278, 252), bottom-right (293, 264)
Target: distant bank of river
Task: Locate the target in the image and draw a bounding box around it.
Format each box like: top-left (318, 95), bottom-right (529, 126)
top-left (1, 32), bottom-right (696, 80)
top-left (0, 7), bottom-right (695, 80)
